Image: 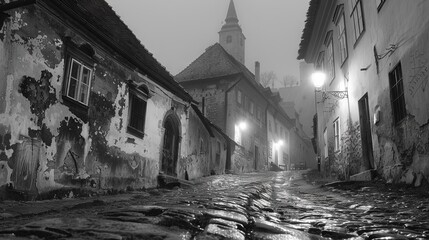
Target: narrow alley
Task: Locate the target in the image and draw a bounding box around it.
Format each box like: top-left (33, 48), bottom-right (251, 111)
top-left (1, 171), bottom-right (428, 239)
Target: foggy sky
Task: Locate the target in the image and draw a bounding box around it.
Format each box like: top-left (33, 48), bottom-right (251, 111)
top-left (105, 0), bottom-right (310, 86)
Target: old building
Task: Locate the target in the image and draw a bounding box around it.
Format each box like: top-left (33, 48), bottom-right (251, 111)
top-left (278, 62), bottom-right (316, 139)
top-left (176, 0), bottom-right (300, 173)
top-left (279, 102), bottom-right (317, 170)
top-left (0, 0), bottom-right (226, 198)
top-left (298, 0), bottom-right (429, 184)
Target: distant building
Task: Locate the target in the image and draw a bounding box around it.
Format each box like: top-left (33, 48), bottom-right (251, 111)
top-left (278, 62), bottom-right (316, 138)
top-left (298, 0), bottom-right (429, 183)
top-left (176, 0), bottom-right (307, 172)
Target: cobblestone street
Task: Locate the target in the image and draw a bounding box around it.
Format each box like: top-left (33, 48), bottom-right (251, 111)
top-left (0, 171), bottom-right (428, 239)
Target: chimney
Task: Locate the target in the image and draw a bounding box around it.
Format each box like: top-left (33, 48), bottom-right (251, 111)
top-left (255, 61), bottom-right (260, 83)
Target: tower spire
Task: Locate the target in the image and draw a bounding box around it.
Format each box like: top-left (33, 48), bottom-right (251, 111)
top-left (225, 0), bottom-right (238, 23)
top-left (219, 0), bottom-right (245, 64)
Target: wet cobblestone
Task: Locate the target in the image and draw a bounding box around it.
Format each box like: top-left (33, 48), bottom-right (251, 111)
top-left (1, 171), bottom-right (428, 239)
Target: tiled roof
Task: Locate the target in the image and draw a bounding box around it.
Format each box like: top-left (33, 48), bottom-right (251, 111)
top-left (297, 0), bottom-right (321, 60)
top-left (25, 0), bottom-right (194, 102)
top-left (175, 43), bottom-right (294, 129)
top-left (175, 43), bottom-right (244, 82)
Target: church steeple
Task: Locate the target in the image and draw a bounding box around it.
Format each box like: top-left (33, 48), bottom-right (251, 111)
top-left (219, 0), bottom-right (245, 64)
top-left (225, 0), bottom-right (239, 24)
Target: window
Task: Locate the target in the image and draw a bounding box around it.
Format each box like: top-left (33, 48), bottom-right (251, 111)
top-left (333, 118), bottom-right (340, 152)
top-left (240, 37), bottom-right (243, 46)
top-left (274, 122), bottom-right (278, 133)
top-left (250, 101), bottom-right (254, 115)
top-left (337, 12), bottom-right (348, 65)
top-left (268, 120), bottom-right (272, 132)
top-left (389, 62), bottom-right (406, 124)
top-left (127, 84), bottom-right (149, 138)
top-left (350, 0), bottom-right (365, 44)
top-left (227, 35), bottom-right (232, 43)
top-left (66, 58), bottom-right (92, 105)
top-left (244, 95), bottom-right (248, 110)
top-left (237, 89), bottom-right (242, 105)
top-left (326, 34), bottom-right (335, 82)
top-left (375, 0), bottom-right (386, 11)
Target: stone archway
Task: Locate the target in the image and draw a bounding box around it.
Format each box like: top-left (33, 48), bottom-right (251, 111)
top-left (160, 112), bottom-right (181, 176)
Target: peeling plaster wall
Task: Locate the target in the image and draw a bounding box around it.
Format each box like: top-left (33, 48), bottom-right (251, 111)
top-left (0, 5), bottom-right (202, 197)
top-left (355, 0), bottom-right (429, 185)
top-left (178, 109), bottom-right (211, 180)
top-left (314, 0), bottom-right (429, 184)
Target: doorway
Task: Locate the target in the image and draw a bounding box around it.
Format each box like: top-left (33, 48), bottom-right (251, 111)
top-left (161, 113), bottom-right (180, 176)
top-left (358, 93), bottom-right (374, 170)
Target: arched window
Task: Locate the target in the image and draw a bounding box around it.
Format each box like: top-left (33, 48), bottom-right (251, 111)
top-left (226, 35), bottom-right (232, 43)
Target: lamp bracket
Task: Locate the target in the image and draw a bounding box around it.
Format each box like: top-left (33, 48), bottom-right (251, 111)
top-left (316, 90), bottom-right (348, 102)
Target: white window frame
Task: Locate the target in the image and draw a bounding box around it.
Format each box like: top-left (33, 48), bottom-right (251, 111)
top-left (350, 0), bottom-right (365, 44)
top-left (66, 58), bottom-right (92, 105)
top-left (326, 35), bottom-right (335, 83)
top-left (337, 12), bottom-right (348, 65)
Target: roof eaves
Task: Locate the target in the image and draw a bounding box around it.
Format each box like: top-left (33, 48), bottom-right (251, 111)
top-left (40, 0), bottom-right (194, 103)
top-left (297, 0), bottom-right (321, 60)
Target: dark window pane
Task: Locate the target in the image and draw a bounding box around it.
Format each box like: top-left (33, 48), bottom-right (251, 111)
top-left (71, 61), bottom-right (80, 79)
top-left (82, 67), bottom-right (90, 84)
top-left (68, 78), bottom-right (77, 99)
top-left (129, 94), bottom-right (147, 132)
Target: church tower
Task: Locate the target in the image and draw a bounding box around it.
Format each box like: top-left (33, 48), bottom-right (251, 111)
top-left (219, 0), bottom-right (245, 65)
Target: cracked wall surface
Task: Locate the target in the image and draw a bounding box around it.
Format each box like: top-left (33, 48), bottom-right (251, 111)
top-left (0, 5), bottom-right (211, 198)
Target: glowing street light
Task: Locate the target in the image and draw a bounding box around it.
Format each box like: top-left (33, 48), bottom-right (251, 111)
top-left (238, 121), bottom-right (247, 131)
top-left (311, 71), bottom-right (326, 89)
top-left (273, 139), bottom-right (284, 149)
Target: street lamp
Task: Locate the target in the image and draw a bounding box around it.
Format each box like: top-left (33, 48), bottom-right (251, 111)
top-left (238, 121), bottom-right (247, 131)
top-left (273, 139), bottom-right (284, 149)
top-left (235, 121), bottom-right (248, 144)
top-left (311, 71), bottom-right (348, 102)
top-left (311, 71), bottom-right (326, 89)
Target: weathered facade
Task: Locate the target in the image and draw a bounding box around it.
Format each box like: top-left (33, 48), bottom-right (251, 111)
top-left (299, 0), bottom-right (429, 184)
top-left (265, 90), bottom-right (292, 170)
top-left (0, 0), bottom-right (223, 198)
top-left (176, 43), bottom-right (270, 173)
